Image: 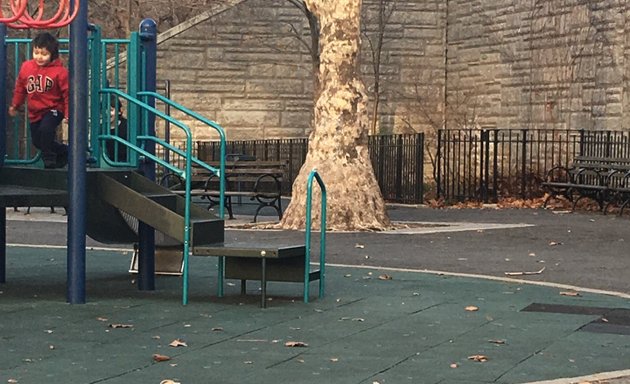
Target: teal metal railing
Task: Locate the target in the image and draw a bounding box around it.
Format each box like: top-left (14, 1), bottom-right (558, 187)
top-left (5, 32), bottom-right (228, 305)
top-left (304, 168), bottom-right (327, 302)
top-left (100, 88), bottom-right (226, 305)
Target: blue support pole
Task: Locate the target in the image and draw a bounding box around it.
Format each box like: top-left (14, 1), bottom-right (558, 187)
top-left (1, 23), bottom-right (7, 284)
top-left (67, 0), bottom-right (88, 304)
top-left (137, 19), bottom-right (157, 291)
top-left (0, 23), bottom-right (6, 170)
top-left (0, 208), bottom-right (5, 284)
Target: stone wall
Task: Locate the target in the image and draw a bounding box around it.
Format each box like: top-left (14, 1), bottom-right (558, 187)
top-left (156, 0), bottom-right (630, 141)
top-left (446, 0), bottom-right (629, 131)
top-left (156, 0), bottom-right (446, 140)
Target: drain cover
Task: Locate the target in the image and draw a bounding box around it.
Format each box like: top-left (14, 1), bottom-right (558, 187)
top-left (521, 303), bottom-right (630, 335)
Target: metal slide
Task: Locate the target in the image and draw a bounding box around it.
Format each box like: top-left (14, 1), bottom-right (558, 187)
top-left (0, 167), bottom-right (224, 246)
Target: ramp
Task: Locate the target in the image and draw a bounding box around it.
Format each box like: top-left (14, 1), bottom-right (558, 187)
top-left (1, 167), bottom-right (224, 246)
top-left (94, 171), bottom-right (224, 246)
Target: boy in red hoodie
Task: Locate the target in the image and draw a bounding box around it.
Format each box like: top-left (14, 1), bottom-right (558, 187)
top-left (9, 32), bottom-right (69, 169)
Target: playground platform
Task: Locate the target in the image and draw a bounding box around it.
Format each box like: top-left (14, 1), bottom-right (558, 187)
top-left (2, 204), bottom-right (630, 384)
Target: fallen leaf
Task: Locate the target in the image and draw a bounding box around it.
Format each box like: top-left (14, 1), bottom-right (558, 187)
top-left (450, 363), bottom-right (458, 368)
top-left (285, 341), bottom-right (308, 347)
top-left (488, 339), bottom-right (506, 344)
top-left (152, 353), bottom-right (171, 362)
top-left (8, 379), bottom-right (18, 384)
top-left (465, 306), bottom-right (479, 312)
top-left (160, 380), bottom-right (181, 384)
top-left (244, 361), bottom-right (253, 364)
top-left (355, 243), bottom-right (365, 249)
top-left (96, 317), bottom-right (108, 322)
top-left (211, 327), bottom-right (224, 332)
top-left (505, 267), bottom-right (545, 276)
top-left (169, 339), bottom-right (187, 347)
top-left (378, 274), bottom-right (392, 280)
top-left (559, 291), bottom-right (581, 297)
top-left (330, 357), bottom-right (339, 362)
top-left (468, 354), bottom-right (489, 362)
top-left (602, 317), bottom-right (609, 323)
top-left (109, 323), bottom-right (133, 328)
top-left (548, 241), bottom-right (563, 246)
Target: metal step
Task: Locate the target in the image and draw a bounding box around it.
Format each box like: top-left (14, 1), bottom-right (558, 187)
top-left (193, 242), bottom-right (321, 307)
top-left (0, 166), bottom-right (68, 207)
top-left (95, 171), bottom-right (224, 246)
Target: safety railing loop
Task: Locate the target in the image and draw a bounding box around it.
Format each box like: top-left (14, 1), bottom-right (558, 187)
top-left (1, 0), bottom-right (79, 29)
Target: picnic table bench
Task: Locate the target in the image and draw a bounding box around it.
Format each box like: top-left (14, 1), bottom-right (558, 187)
top-left (161, 159), bottom-right (288, 222)
top-left (541, 155), bottom-right (630, 214)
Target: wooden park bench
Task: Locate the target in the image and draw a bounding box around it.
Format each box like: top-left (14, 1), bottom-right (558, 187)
top-left (541, 156), bottom-right (630, 213)
top-left (161, 159), bottom-right (288, 222)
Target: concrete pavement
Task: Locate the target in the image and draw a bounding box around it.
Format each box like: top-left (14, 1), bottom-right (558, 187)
top-left (2, 205), bottom-right (629, 383)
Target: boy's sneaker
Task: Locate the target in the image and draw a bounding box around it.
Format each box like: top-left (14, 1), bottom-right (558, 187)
top-left (43, 152), bottom-right (58, 169)
top-left (56, 152), bottom-right (68, 168)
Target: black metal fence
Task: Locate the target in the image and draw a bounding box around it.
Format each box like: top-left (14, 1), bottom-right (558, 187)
top-left (436, 129), bottom-right (630, 203)
top-left (159, 133), bottom-right (425, 204)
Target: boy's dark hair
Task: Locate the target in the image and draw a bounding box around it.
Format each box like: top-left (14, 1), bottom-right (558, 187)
top-left (32, 32), bottom-right (60, 61)
top-left (110, 96), bottom-right (124, 114)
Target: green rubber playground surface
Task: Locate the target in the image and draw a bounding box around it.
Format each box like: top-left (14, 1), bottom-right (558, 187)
top-left (1, 246), bottom-right (630, 384)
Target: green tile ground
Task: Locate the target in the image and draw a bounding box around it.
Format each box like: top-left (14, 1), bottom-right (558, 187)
top-left (2, 246), bottom-right (630, 384)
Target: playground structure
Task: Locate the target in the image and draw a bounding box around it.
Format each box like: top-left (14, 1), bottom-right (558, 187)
top-left (0, 0), bottom-right (326, 307)
top-left (0, 0), bottom-right (79, 28)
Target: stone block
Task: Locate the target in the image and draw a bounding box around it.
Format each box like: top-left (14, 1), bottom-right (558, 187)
top-left (217, 110), bottom-right (280, 127)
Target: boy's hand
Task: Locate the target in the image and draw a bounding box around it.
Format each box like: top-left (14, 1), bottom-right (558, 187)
top-left (8, 106), bottom-right (18, 117)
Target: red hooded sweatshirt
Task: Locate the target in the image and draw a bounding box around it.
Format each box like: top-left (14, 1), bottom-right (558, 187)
top-left (11, 58), bottom-right (69, 123)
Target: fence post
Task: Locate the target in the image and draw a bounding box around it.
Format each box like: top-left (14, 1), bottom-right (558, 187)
top-left (479, 130), bottom-right (487, 203)
top-left (416, 133), bottom-right (424, 203)
top-left (492, 129), bottom-right (499, 202)
top-left (579, 129), bottom-right (585, 156)
top-left (396, 135), bottom-right (403, 200)
top-left (436, 130), bottom-right (442, 199)
top-left (378, 136), bottom-right (385, 190)
top-left (521, 129), bottom-right (527, 199)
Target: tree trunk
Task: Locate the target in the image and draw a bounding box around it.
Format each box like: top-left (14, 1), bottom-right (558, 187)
top-left (280, 0), bottom-right (390, 231)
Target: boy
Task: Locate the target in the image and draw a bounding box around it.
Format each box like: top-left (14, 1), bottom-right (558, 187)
top-left (106, 98), bottom-right (128, 162)
top-left (8, 32), bottom-right (69, 169)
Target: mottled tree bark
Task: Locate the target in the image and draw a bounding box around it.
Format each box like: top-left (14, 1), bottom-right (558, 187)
top-left (280, 0), bottom-right (390, 231)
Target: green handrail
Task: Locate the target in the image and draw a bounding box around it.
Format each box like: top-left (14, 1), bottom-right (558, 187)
top-left (100, 87), bottom-right (226, 305)
top-left (101, 135), bottom-right (184, 177)
top-left (304, 168), bottom-right (327, 302)
top-left (137, 90), bottom-right (226, 217)
top-left (138, 90), bottom-right (229, 298)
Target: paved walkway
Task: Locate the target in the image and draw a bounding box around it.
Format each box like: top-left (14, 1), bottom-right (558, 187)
top-left (2, 205), bottom-right (630, 384)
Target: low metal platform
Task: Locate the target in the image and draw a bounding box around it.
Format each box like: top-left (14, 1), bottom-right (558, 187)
top-left (193, 242), bottom-right (323, 308)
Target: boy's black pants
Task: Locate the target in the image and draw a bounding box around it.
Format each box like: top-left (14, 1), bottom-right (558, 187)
top-left (30, 110), bottom-right (68, 168)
